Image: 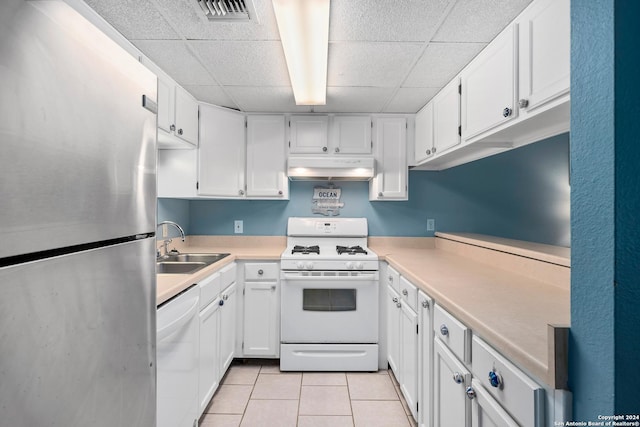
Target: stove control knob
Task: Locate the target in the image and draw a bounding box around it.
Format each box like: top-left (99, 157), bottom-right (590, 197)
top-left (296, 261), bottom-right (305, 269)
top-left (346, 261), bottom-right (354, 270)
top-left (305, 261), bottom-right (314, 270)
top-left (355, 262), bottom-right (364, 270)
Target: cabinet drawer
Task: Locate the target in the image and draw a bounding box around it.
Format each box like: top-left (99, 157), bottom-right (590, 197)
top-left (433, 304), bottom-right (471, 363)
top-left (471, 336), bottom-right (544, 427)
top-left (386, 265), bottom-right (400, 293)
top-left (399, 276), bottom-right (417, 312)
top-left (220, 263), bottom-right (237, 288)
top-left (244, 262), bottom-right (278, 281)
top-left (199, 272), bottom-right (221, 309)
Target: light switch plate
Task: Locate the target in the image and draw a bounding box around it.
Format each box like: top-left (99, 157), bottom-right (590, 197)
top-left (234, 220), bottom-right (243, 234)
top-left (427, 218), bottom-right (435, 231)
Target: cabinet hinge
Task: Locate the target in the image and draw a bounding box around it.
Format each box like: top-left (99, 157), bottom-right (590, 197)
top-left (288, 120), bottom-right (291, 127)
top-left (416, 324), bottom-right (419, 334)
top-left (458, 84), bottom-right (462, 95)
top-left (458, 125), bottom-right (461, 137)
top-left (245, 120), bottom-right (248, 128)
top-left (196, 181), bottom-right (199, 190)
top-left (243, 288), bottom-right (245, 295)
top-left (288, 141), bottom-right (291, 148)
top-left (417, 402), bottom-right (419, 412)
top-left (242, 342), bottom-right (244, 350)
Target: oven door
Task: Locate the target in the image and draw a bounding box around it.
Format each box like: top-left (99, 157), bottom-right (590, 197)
top-left (280, 270), bottom-right (379, 343)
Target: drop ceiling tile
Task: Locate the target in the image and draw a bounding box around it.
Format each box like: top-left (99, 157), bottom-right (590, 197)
top-left (189, 41), bottom-right (290, 86)
top-left (329, 0), bottom-right (454, 42)
top-left (403, 42), bottom-right (485, 88)
top-left (328, 42), bottom-right (423, 87)
top-left (433, 0), bottom-right (532, 42)
top-left (153, 0), bottom-right (281, 40)
top-left (183, 85), bottom-right (238, 110)
top-left (226, 87), bottom-right (312, 113)
top-left (133, 40), bottom-right (216, 86)
top-left (313, 87), bottom-right (396, 113)
top-left (383, 87), bottom-right (441, 113)
top-left (84, 0), bottom-right (180, 40)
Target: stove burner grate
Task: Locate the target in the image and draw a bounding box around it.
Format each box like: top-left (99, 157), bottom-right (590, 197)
top-left (292, 245), bottom-right (320, 255)
top-left (336, 245), bottom-right (368, 255)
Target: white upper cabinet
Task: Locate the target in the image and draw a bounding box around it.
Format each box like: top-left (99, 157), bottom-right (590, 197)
top-left (174, 86), bottom-right (199, 146)
top-left (157, 77), bottom-right (174, 134)
top-left (461, 25), bottom-right (517, 141)
top-left (370, 117), bottom-right (407, 201)
top-left (198, 104), bottom-right (246, 198)
top-left (517, 0), bottom-right (570, 113)
top-left (433, 78), bottom-right (461, 156)
top-left (246, 115), bottom-right (288, 198)
top-left (331, 116), bottom-right (372, 154)
top-left (414, 101), bottom-right (434, 164)
top-left (157, 149), bottom-right (198, 198)
top-left (289, 115), bottom-right (330, 154)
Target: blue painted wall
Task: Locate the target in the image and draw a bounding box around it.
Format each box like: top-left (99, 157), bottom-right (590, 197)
top-left (159, 132), bottom-right (569, 246)
top-left (157, 198), bottom-right (190, 239)
top-left (571, 0), bottom-right (640, 417)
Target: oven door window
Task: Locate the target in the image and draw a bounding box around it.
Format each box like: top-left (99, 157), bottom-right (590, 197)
top-left (303, 289), bottom-right (356, 312)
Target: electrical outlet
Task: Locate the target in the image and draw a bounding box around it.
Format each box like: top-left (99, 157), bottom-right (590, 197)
top-left (427, 218), bottom-right (435, 231)
top-left (234, 220), bottom-right (243, 234)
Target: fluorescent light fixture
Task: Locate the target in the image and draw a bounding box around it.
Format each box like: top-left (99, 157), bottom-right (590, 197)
top-left (272, 0), bottom-right (330, 105)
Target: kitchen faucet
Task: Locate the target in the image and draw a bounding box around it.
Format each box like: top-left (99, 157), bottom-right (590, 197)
top-left (157, 221), bottom-right (185, 258)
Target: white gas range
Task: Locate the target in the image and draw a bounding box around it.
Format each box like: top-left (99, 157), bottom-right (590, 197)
top-left (280, 217), bottom-right (380, 372)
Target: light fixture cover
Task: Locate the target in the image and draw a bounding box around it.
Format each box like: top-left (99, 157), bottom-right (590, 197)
top-left (272, 0), bottom-right (330, 105)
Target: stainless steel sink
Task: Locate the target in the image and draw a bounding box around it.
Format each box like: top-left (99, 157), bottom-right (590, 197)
top-left (161, 253), bottom-right (230, 264)
top-left (156, 253), bottom-right (230, 274)
top-left (156, 261), bottom-right (206, 274)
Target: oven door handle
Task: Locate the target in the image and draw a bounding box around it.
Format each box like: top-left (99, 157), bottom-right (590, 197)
top-left (280, 272), bottom-right (378, 281)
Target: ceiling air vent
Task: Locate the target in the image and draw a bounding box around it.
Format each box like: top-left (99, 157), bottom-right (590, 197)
top-left (196, 0), bottom-right (252, 21)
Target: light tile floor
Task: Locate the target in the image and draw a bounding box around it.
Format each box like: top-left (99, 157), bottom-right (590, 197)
top-left (200, 360), bottom-right (417, 427)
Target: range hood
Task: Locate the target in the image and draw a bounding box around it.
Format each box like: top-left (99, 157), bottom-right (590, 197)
top-left (287, 157), bottom-right (375, 181)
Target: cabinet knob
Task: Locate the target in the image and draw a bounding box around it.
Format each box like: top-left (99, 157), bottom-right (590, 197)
top-left (335, 147), bottom-right (340, 153)
top-left (219, 299), bottom-right (224, 306)
top-left (465, 386), bottom-right (476, 400)
top-left (278, 190), bottom-right (283, 195)
top-left (271, 285), bottom-right (276, 291)
top-left (170, 124), bottom-right (176, 132)
top-left (396, 302), bottom-right (402, 308)
top-left (322, 146), bottom-right (328, 152)
top-left (378, 192), bottom-right (383, 197)
top-left (177, 128), bottom-right (183, 135)
top-left (426, 149), bottom-right (431, 155)
top-left (388, 276), bottom-right (393, 282)
top-left (402, 289), bottom-right (408, 296)
top-left (488, 370), bottom-right (503, 388)
top-left (440, 324), bottom-right (449, 336)
top-left (432, 147), bottom-right (437, 153)
top-left (223, 294), bottom-right (229, 301)
top-left (239, 189), bottom-right (244, 196)
top-left (502, 107), bottom-right (512, 118)
top-left (421, 300), bottom-right (429, 308)
top-left (452, 372), bottom-right (464, 384)
top-left (392, 297), bottom-right (399, 303)
top-left (518, 99), bottom-right (529, 108)
top-left (258, 269), bottom-right (264, 275)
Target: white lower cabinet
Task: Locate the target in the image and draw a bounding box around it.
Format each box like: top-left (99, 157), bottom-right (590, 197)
top-left (433, 337), bottom-right (472, 427)
top-left (469, 379), bottom-right (519, 427)
top-left (242, 262), bottom-right (280, 357)
top-left (198, 294), bottom-right (221, 415)
top-left (386, 285), bottom-right (401, 375)
top-left (399, 299), bottom-right (418, 420)
top-left (219, 281), bottom-right (237, 374)
top-left (418, 291), bottom-right (433, 427)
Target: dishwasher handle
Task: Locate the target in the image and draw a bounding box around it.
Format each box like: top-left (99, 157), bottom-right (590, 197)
top-left (157, 298), bottom-right (199, 341)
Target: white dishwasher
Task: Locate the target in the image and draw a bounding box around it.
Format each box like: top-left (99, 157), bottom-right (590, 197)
top-left (157, 284), bottom-right (200, 427)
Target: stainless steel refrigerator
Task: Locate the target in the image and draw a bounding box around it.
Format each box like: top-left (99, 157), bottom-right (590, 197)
top-left (0, 1), bottom-right (157, 425)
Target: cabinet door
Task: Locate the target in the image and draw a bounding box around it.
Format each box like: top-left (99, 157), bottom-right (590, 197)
top-left (289, 115), bottom-right (329, 154)
top-left (246, 115), bottom-right (288, 198)
top-left (243, 281), bottom-right (279, 357)
top-left (174, 86), bottom-right (199, 145)
top-left (433, 78), bottom-right (461, 154)
top-left (433, 338), bottom-right (471, 427)
top-left (469, 380), bottom-right (519, 427)
top-left (157, 77), bottom-right (174, 133)
top-left (370, 117), bottom-right (407, 200)
top-left (219, 282), bottom-right (237, 374)
top-left (198, 299), bottom-right (221, 415)
top-left (400, 302), bottom-right (418, 420)
top-left (461, 26), bottom-right (517, 140)
top-left (387, 285), bottom-right (401, 375)
top-left (157, 149), bottom-right (197, 198)
top-left (518, 0), bottom-right (570, 113)
top-left (414, 101), bottom-right (434, 164)
top-left (198, 104), bottom-right (246, 197)
top-left (418, 291), bottom-right (433, 427)
top-left (332, 116), bottom-right (372, 154)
